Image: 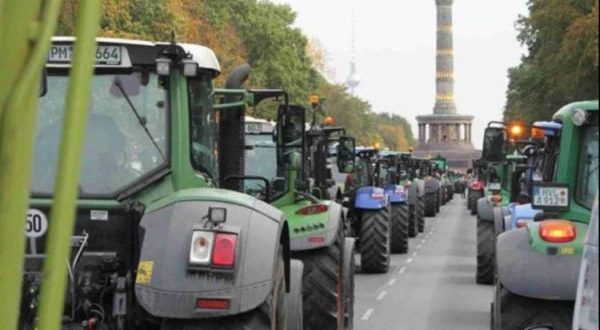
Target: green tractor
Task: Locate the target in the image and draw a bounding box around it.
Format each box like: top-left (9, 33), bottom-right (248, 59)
top-left (492, 101), bottom-right (599, 329)
top-left (21, 38), bottom-right (303, 330)
top-left (243, 102), bottom-right (355, 330)
top-left (430, 155), bottom-right (454, 204)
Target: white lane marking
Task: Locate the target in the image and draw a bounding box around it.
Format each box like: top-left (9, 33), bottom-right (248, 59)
top-left (411, 251), bottom-right (418, 257)
top-left (376, 291), bottom-right (388, 301)
top-left (417, 244), bottom-right (422, 249)
top-left (421, 239), bottom-right (426, 244)
top-left (407, 258), bottom-right (413, 264)
top-left (361, 308), bottom-right (374, 320)
top-left (398, 266), bottom-right (407, 274)
top-left (388, 278), bottom-right (397, 286)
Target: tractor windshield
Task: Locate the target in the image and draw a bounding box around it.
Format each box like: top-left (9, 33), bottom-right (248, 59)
top-left (245, 135), bottom-right (278, 193)
top-left (32, 72), bottom-right (168, 197)
top-left (576, 117), bottom-right (599, 209)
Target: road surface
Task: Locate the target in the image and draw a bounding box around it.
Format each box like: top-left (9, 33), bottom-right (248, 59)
top-left (354, 196), bottom-right (493, 330)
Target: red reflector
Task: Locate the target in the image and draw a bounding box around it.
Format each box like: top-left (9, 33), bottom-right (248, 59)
top-left (296, 204), bottom-right (328, 215)
top-left (212, 233), bottom-right (237, 268)
top-left (539, 220), bottom-right (576, 243)
top-left (491, 195), bottom-right (502, 203)
top-left (196, 298), bottom-right (230, 310)
top-left (308, 236), bottom-right (325, 243)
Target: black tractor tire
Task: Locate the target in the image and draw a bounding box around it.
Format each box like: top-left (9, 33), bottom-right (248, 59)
top-left (416, 203), bottom-right (425, 233)
top-left (417, 197), bottom-right (425, 229)
top-left (424, 192), bottom-right (437, 217)
top-left (297, 227), bottom-right (344, 330)
top-left (391, 203), bottom-right (409, 253)
top-left (476, 218), bottom-right (494, 285)
top-left (360, 209), bottom-right (391, 273)
top-left (447, 185), bottom-right (454, 201)
top-left (469, 190), bottom-right (482, 215)
top-left (492, 281), bottom-right (573, 330)
top-left (285, 260), bottom-right (304, 330)
top-left (342, 238), bottom-right (356, 330)
top-left (408, 204), bottom-right (418, 238)
top-left (436, 191), bottom-right (441, 213)
top-left (162, 248), bottom-right (286, 330)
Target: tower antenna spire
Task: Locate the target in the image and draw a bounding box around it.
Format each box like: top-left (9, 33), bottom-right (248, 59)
top-left (346, 7), bottom-right (360, 94)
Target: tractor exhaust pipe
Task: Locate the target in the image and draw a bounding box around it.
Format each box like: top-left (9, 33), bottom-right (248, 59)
top-left (220, 64), bottom-right (252, 189)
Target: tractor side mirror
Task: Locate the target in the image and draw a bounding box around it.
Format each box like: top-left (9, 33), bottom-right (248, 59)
top-left (482, 127), bottom-right (507, 162)
top-left (337, 136), bottom-right (355, 174)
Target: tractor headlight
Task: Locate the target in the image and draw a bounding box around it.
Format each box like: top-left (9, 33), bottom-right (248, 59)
top-left (572, 109), bottom-right (588, 126)
top-left (189, 231), bottom-right (215, 265)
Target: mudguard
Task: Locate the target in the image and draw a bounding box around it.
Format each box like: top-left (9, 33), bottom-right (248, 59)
top-left (496, 228), bottom-right (580, 300)
top-left (136, 190), bottom-right (285, 319)
top-left (477, 197), bottom-right (494, 222)
top-left (354, 186), bottom-right (388, 210)
top-left (493, 206), bottom-right (507, 236)
top-left (509, 203), bottom-right (541, 229)
top-left (384, 183), bottom-right (407, 204)
top-left (284, 200), bottom-right (344, 251)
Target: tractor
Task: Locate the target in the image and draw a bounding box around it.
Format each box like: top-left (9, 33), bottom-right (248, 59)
top-left (378, 151), bottom-right (411, 253)
top-left (242, 101), bottom-right (355, 330)
top-left (492, 100), bottom-right (599, 329)
top-left (343, 147), bottom-right (392, 273)
top-left (414, 157), bottom-right (442, 217)
top-left (21, 38), bottom-right (303, 330)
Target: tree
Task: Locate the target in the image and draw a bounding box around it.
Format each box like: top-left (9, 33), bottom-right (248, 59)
top-left (504, 0), bottom-right (599, 122)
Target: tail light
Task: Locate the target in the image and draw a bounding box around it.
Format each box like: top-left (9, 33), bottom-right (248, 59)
top-left (212, 233), bottom-right (238, 268)
top-left (189, 231), bottom-right (238, 269)
top-left (371, 188), bottom-right (385, 199)
top-left (345, 174), bottom-right (354, 188)
top-left (539, 220), bottom-right (576, 243)
top-left (296, 204), bottom-right (328, 215)
top-left (196, 298), bottom-right (230, 310)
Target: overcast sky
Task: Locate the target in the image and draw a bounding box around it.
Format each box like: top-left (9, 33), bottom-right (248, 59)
top-left (271, 0), bottom-right (529, 149)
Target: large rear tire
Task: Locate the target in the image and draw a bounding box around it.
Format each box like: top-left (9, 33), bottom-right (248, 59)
top-left (476, 218), bottom-right (494, 285)
top-left (492, 281), bottom-right (573, 330)
top-left (416, 203), bottom-right (425, 233)
top-left (297, 227), bottom-right (344, 330)
top-left (286, 260), bottom-right (304, 330)
top-left (163, 248), bottom-right (286, 330)
top-left (469, 190), bottom-right (481, 215)
top-left (342, 238), bottom-right (356, 330)
top-left (424, 192), bottom-right (437, 217)
top-left (360, 209), bottom-right (391, 273)
top-left (391, 203), bottom-right (409, 253)
top-left (408, 204), bottom-right (418, 238)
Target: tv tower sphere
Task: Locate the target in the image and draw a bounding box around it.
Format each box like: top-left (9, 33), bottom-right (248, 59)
top-left (346, 61), bottom-right (361, 92)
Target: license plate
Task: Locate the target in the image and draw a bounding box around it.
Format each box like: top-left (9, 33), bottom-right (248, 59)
top-left (533, 185), bottom-right (569, 209)
top-left (488, 183), bottom-right (501, 191)
top-left (246, 123), bottom-right (263, 134)
top-left (48, 45), bottom-right (122, 65)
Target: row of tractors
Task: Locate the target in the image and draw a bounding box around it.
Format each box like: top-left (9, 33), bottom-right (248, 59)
top-left (465, 101), bottom-right (598, 329)
top-left (17, 36), bottom-right (461, 330)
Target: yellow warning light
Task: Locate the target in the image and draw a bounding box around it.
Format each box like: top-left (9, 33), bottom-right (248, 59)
top-left (323, 116), bottom-right (335, 126)
top-left (508, 122), bottom-right (527, 140)
top-left (373, 142), bottom-right (381, 150)
top-left (309, 95), bottom-right (320, 106)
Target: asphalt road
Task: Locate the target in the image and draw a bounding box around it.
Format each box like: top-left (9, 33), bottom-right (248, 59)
top-left (354, 195), bottom-right (493, 330)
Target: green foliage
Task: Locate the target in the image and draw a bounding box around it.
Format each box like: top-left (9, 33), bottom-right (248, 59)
top-left (504, 0), bottom-right (599, 122)
top-left (55, 0), bottom-right (415, 149)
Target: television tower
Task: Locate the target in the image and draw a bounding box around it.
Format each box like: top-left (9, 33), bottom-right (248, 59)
top-left (346, 10), bottom-right (360, 94)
